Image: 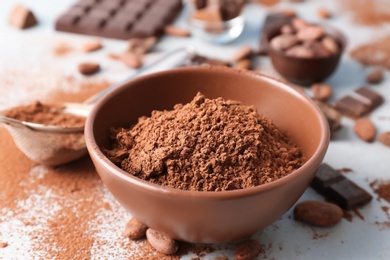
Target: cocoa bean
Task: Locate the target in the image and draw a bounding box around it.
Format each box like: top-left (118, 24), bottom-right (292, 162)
top-left (146, 228), bottom-right (178, 255)
top-left (123, 218), bottom-right (148, 240)
top-left (294, 200), bottom-right (343, 227)
top-left (270, 34), bottom-right (299, 51)
top-left (77, 62), bottom-right (100, 75)
top-left (354, 118), bottom-right (376, 142)
top-left (234, 239), bottom-right (261, 260)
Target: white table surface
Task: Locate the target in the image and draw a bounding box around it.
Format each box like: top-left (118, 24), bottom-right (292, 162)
top-left (1, 0), bottom-right (390, 259)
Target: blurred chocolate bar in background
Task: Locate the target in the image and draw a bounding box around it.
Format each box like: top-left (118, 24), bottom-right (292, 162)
top-left (55, 0), bottom-right (182, 40)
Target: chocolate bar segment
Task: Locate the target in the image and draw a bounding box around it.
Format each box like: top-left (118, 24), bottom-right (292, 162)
top-left (335, 95), bottom-right (370, 118)
top-left (335, 86), bottom-right (384, 118)
top-left (326, 179), bottom-right (373, 210)
top-left (355, 86), bottom-right (384, 109)
top-left (311, 163), bottom-right (345, 194)
top-left (311, 163), bottom-right (372, 210)
top-left (55, 0), bottom-right (182, 40)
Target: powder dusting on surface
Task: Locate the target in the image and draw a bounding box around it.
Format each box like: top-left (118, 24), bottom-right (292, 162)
top-left (350, 35), bottom-right (390, 70)
top-left (340, 0), bottom-right (390, 26)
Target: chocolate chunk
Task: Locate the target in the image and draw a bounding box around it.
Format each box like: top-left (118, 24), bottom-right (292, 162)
top-left (314, 100), bottom-right (342, 137)
top-left (55, 0), bottom-right (182, 40)
top-left (335, 87), bottom-right (383, 117)
top-left (219, 0), bottom-right (246, 21)
top-left (311, 163), bottom-right (345, 194)
top-left (355, 86), bottom-right (384, 109)
top-left (8, 4), bottom-right (38, 29)
top-left (191, 0), bottom-right (207, 9)
top-left (335, 96), bottom-right (369, 117)
top-left (326, 179), bottom-right (372, 210)
top-left (311, 164), bottom-right (372, 210)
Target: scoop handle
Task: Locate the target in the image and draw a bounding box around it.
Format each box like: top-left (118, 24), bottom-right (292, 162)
top-left (0, 115), bottom-right (31, 129)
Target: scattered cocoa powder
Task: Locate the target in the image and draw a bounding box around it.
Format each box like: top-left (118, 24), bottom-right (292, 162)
top-left (370, 180), bottom-right (390, 203)
top-left (105, 92), bottom-right (304, 191)
top-left (340, 0), bottom-right (390, 26)
top-left (3, 101), bottom-right (85, 127)
top-left (0, 78), bottom-right (141, 259)
top-left (350, 35), bottom-right (390, 69)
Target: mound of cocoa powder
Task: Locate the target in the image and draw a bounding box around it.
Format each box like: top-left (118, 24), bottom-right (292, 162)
top-left (105, 92), bottom-right (304, 191)
top-left (4, 101), bottom-right (85, 127)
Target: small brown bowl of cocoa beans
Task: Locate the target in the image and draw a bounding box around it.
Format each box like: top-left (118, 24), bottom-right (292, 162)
top-left (266, 18), bottom-right (347, 85)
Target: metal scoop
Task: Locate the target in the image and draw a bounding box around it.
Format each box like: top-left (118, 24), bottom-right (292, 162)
top-left (0, 46), bottom-right (195, 166)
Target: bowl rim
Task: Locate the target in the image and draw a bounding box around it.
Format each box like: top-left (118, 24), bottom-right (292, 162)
top-left (85, 66), bottom-right (330, 200)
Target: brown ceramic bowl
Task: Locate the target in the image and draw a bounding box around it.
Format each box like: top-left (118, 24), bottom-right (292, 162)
top-left (267, 23), bottom-right (347, 86)
top-left (85, 66), bottom-right (329, 244)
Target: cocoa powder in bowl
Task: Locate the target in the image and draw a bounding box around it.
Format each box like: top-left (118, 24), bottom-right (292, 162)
top-left (104, 92), bottom-right (304, 191)
top-left (86, 67), bottom-right (330, 243)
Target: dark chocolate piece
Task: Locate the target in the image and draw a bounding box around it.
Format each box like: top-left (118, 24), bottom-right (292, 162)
top-left (335, 95), bottom-right (370, 118)
top-left (55, 0), bottom-right (182, 40)
top-left (192, 0), bottom-right (207, 9)
top-left (311, 163), bottom-right (345, 194)
top-left (335, 86), bottom-right (384, 118)
top-left (8, 4), bottom-right (38, 29)
top-left (258, 12), bottom-right (295, 55)
top-left (313, 100), bottom-right (342, 138)
top-left (355, 86), bottom-right (384, 110)
top-left (311, 163), bottom-right (372, 210)
top-left (219, 0), bottom-right (246, 21)
top-left (326, 179), bottom-right (373, 210)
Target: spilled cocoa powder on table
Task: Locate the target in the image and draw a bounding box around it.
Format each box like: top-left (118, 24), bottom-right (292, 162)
top-left (340, 0), bottom-right (390, 26)
top-left (0, 76), bottom-right (252, 259)
top-left (105, 92), bottom-right (304, 191)
top-left (0, 77), bottom-right (187, 259)
top-left (350, 34), bottom-right (390, 70)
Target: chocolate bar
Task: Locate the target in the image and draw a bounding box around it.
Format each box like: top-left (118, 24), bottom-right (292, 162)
top-left (335, 86), bottom-right (384, 118)
top-left (311, 163), bottom-right (372, 210)
top-left (55, 0), bottom-right (182, 40)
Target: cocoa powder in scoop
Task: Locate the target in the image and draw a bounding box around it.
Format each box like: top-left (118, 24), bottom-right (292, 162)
top-left (3, 101), bottom-right (85, 127)
top-left (105, 93), bottom-right (304, 191)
